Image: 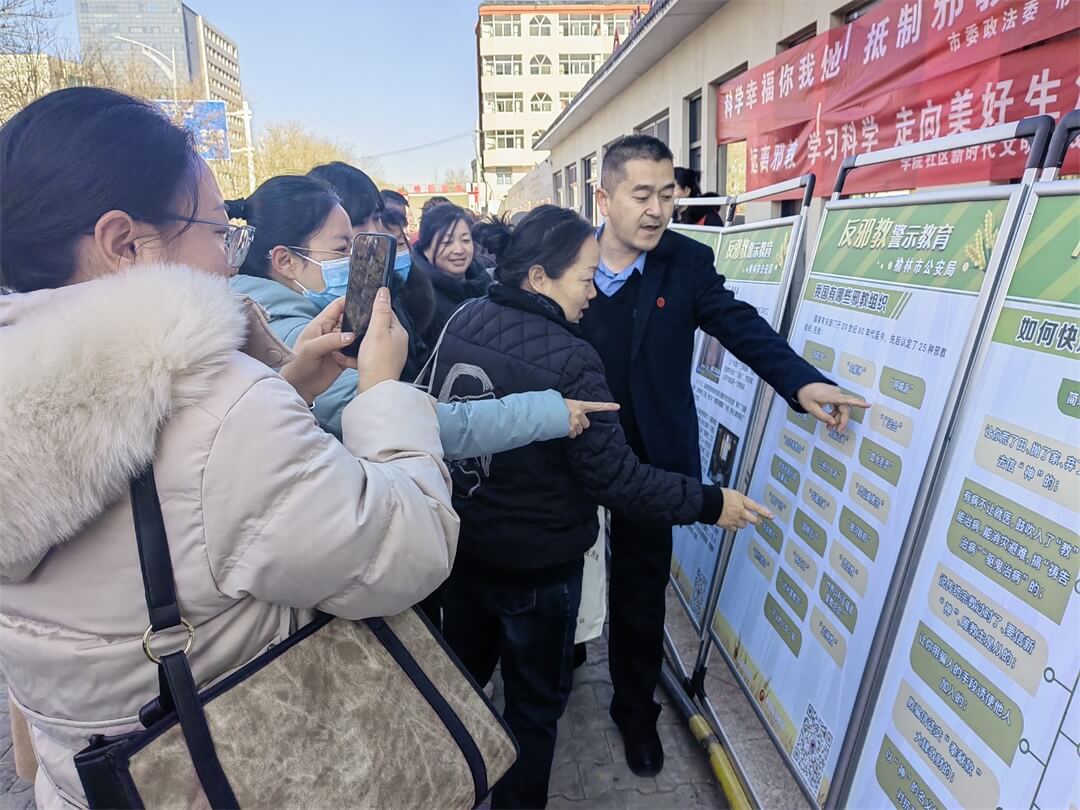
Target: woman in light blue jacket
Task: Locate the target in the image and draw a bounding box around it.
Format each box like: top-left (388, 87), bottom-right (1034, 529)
top-left (226, 174), bottom-right (615, 455)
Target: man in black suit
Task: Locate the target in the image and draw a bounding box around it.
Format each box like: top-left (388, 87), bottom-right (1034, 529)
top-left (581, 135), bottom-right (868, 776)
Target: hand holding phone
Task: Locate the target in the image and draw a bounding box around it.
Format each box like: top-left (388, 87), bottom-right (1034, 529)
top-left (341, 232), bottom-right (396, 357)
top-left (355, 288), bottom-right (409, 394)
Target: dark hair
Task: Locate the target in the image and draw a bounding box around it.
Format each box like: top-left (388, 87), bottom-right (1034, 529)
top-left (379, 206), bottom-right (408, 232)
top-left (0, 87), bottom-right (200, 292)
top-left (307, 161), bottom-right (383, 226)
top-left (382, 206), bottom-right (410, 250)
top-left (421, 195), bottom-right (452, 215)
top-left (227, 175), bottom-right (340, 278)
top-left (473, 205), bottom-right (594, 287)
top-left (415, 203), bottom-right (472, 265)
top-left (601, 134), bottom-right (674, 190)
top-left (381, 189), bottom-right (408, 209)
top-left (674, 167), bottom-right (702, 197)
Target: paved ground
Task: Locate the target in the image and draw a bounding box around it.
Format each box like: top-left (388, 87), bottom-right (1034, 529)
top-left (0, 675), bottom-right (34, 810)
top-left (530, 630), bottom-right (725, 809)
top-left (0, 617), bottom-right (726, 810)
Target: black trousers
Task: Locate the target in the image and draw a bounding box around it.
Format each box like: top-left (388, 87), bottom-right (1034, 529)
top-left (607, 511), bottom-right (672, 733)
top-left (443, 569), bottom-right (583, 810)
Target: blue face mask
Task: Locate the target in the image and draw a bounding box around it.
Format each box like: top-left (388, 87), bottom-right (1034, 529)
top-left (295, 255), bottom-right (349, 309)
top-left (394, 251), bottom-right (412, 281)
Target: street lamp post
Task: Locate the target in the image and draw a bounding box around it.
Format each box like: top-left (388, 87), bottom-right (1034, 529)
top-left (110, 34), bottom-right (178, 101)
top-left (111, 33), bottom-right (255, 195)
top-left (226, 100), bottom-right (257, 194)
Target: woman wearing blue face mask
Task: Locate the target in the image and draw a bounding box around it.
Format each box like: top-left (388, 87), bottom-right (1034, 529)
top-left (228, 175), bottom-right (610, 472)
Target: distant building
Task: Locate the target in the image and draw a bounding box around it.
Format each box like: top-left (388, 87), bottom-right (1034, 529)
top-left (76, 0), bottom-right (251, 193)
top-left (475, 1), bottom-right (649, 214)
top-left (395, 183), bottom-right (482, 215)
top-left (500, 160), bottom-right (554, 216)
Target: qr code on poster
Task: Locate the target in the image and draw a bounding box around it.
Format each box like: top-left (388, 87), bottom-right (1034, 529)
top-left (690, 569), bottom-right (709, 616)
top-left (791, 703), bottom-right (833, 793)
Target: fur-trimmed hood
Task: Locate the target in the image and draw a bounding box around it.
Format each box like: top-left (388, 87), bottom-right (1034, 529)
top-left (0, 264), bottom-right (278, 578)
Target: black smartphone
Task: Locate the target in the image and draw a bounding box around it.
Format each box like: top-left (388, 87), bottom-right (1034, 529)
top-left (340, 232), bottom-right (396, 357)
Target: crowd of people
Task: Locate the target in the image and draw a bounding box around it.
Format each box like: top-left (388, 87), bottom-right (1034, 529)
top-left (0, 87), bottom-right (866, 809)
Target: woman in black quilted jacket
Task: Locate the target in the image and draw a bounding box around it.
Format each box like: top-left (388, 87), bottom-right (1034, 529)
top-left (429, 205), bottom-right (771, 809)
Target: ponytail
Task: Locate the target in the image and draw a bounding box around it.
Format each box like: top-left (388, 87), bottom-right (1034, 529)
top-left (225, 197), bottom-right (248, 220)
top-left (478, 205), bottom-right (594, 287)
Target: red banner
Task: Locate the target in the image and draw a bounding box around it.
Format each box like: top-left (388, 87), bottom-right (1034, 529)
top-left (717, 0), bottom-right (1080, 195)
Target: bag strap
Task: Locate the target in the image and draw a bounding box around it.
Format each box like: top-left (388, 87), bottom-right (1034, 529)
top-left (130, 467), bottom-right (239, 809)
top-left (130, 469), bottom-right (182, 632)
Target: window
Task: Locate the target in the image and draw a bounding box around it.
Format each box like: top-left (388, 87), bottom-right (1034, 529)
top-left (566, 164), bottom-right (579, 210)
top-left (636, 112), bottom-right (670, 145)
top-left (481, 13), bottom-right (520, 37)
top-left (484, 129), bottom-right (525, 150)
top-left (494, 167), bottom-right (513, 186)
top-left (532, 129), bottom-right (546, 148)
top-left (528, 14), bottom-right (551, 36)
top-left (559, 13), bottom-right (601, 36)
top-left (559, 53), bottom-right (603, 76)
top-left (603, 13), bottom-right (632, 36)
top-left (530, 54), bottom-right (552, 75)
top-left (559, 90), bottom-right (576, 110)
top-left (833, 0), bottom-right (882, 24)
top-left (484, 92), bottom-right (523, 113)
top-left (583, 154), bottom-right (598, 224)
top-left (778, 23), bottom-right (817, 52)
top-left (718, 140), bottom-right (747, 221)
top-left (483, 55), bottom-right (522, 76)
top-left (530, 92), bottom-right (553, 113)
top-left (553, 171), bottom-right (563, 207)
top-left (687, 94), bottom-right (702, 173)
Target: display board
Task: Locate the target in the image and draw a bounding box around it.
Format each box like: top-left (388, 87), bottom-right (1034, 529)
top-left (846, 183), bottom-right (1080, 810)
top-left (711, 193), bottom-right (1021, 804)
top-left (670, 220), bottom-right (800, 627)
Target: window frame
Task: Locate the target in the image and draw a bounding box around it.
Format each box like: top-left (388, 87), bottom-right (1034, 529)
top-left (528, 14), bottom-right (551, 36)
top-left (530, 92), bottom-right (553, 113)
top-left (559, 53), bottom-right (603, 76)
top-left (529, 54), bottom-right (553, 75)
top-left (483, 54), bottom-right (522, 76)
top-left (558, 13), bottom-right (601, 37)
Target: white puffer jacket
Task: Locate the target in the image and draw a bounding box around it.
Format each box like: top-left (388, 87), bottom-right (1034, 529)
top-left (0, 264), bottom-right (459, 808)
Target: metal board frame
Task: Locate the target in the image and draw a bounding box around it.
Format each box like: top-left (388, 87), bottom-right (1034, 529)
top-left (831, 173), bottom-right (1080, 808)
top-left (700, 117), bottom-right (1053, 808)
top-left (666, 175), bottom-right (816, 643)
top-left (668, 213), bottom-right (807, 634)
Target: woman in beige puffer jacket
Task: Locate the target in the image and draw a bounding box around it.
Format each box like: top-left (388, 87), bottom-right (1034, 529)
top-left (0, 88), bottom-right (459, 808)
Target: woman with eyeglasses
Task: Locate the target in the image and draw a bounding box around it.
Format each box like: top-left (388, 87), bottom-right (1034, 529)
top-left (227, 176), bottom-right (610, 459)
top-left (0, 87), bottom-right (459, 808)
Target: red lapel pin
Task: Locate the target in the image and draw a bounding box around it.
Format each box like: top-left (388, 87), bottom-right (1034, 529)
top-left (656, 297), bottom-right (666, 308)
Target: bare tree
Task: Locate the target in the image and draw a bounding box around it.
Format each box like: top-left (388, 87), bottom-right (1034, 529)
top-left (0, 0), bottom-right (62, 121)
top-left (252, 121), bottom-right (357, 183)
top-left (443, 166), bottom-right (472, 186)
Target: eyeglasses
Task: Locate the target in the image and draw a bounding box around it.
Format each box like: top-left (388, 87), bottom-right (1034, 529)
top-left (283, 246), bottom-right (350, 258)
top-left (84, 214), bottom-right (256, 269)
top-left (136, 213), bottom-right (255, 267)
top-left (177, 217), bottom-right (255, 268)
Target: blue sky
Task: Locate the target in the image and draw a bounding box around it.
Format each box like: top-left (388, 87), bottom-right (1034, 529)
top-left (52, 0), bottom-right (480, 184)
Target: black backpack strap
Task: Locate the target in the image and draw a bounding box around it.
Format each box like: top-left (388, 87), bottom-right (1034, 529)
top-left (130, 467), bottom-right (239, 809)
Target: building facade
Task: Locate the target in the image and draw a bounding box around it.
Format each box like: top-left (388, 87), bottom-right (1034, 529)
top-left (475, 1), bottom-right (649, 213)
top-left (536, 0), bottom-right (1077, 231)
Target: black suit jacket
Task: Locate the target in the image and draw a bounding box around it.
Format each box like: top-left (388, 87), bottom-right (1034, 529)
top-left (580, 228), bottom-right (828, 479)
